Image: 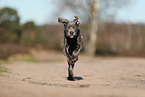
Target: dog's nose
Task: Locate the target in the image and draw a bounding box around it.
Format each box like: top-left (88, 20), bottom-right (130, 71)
top-left (70, 31), bottom-right (74, 35)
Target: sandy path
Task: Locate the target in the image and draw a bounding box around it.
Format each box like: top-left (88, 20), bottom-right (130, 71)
top-left (1, 52), bottom-right (145, 97)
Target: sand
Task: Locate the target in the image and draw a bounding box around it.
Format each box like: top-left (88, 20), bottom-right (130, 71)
top-left (1, 51), bottom-right (145, 97)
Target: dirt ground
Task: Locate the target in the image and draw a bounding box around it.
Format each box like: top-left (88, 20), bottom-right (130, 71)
top-left (1, 51), bottom-right (145, 97)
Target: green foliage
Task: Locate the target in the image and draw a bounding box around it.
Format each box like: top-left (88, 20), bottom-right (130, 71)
top-left (21, 21), bottom-right (47, 46)
top-left (0, 7), bottom-right (20, 25)
top-left (0, 7), bottom-right (47, 46)
top-left (35, 31), bottom-right (48, 45)
top-left (0, 7), bottom-right (22, 43)
top-left (21, 30), bottom-right (48, 45)
top-left (23, 21), bottom-right (35, 30)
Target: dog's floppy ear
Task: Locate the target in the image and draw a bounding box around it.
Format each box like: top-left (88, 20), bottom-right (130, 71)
top-left (58, 17), bottom-right (69, 24)
top-left (73, 16), bottom-right (79, 22)
top-left (73, 16), bottom-right (80, 26)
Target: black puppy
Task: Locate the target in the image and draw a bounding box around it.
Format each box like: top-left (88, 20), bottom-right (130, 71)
top-left (58, 16), bottom-right (83, 81)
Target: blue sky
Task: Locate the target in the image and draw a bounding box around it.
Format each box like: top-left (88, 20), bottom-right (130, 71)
top-left (0, 0), bottom-right (145, 25)
top-left (116, 0), bottom-right (145, 23)
top-left (0, 0), bottom-right (55, 25)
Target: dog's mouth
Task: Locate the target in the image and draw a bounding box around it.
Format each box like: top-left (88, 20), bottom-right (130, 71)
top-left (70, 35), bottom-right (74, 38)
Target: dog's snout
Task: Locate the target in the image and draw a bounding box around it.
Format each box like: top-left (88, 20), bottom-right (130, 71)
top-left (70, 31), bottom-right (74, 35)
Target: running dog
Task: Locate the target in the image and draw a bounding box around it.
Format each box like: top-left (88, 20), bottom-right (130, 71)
top-left (58, 16), bottom-right (83, 81)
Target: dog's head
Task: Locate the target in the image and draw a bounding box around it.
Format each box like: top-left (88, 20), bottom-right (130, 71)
top-left (58, 16), bottom-right (80, 38)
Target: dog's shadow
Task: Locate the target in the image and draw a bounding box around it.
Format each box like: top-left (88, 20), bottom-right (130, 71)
top-left (65, 76), bottom-right (84, 81)
top-left (74, 76), bottom-right (84, 80)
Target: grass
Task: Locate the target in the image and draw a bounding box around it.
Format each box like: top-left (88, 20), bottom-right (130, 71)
top-left (0, 65), bottom-right (8, 76)
top-left (0, 54), bottom-right (39, 76)
top-left (24, 56), bottom-right (40, 62)
top-left (8, 54), bottom-right (40, 62)
top-left (0, 59), bottom-right (9, 64)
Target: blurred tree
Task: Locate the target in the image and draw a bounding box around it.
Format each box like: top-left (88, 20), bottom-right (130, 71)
top-left (84, 0), bottom-right (99, 56)
top-left (23, 21), bottom-right (35, 30)
top-left (0, 7), bottom-right (20, 27)
top-left (54, 0), bottom-right (131, 56)
top-left (0, 7), bottom-right (21, 43)
top-left (22, 21), bottom-right (36, 43)
top-left (22, 21), bottom-right (36, 40)
top-left (21, 21), bottom-right (47, 46)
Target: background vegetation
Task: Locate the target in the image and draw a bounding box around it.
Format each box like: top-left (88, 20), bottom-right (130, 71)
top-left (0, 0), bottom-right (145, 59)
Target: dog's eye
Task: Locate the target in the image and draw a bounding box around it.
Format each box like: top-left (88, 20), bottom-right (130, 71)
top-left (72, 26), bottom-right (75, 29)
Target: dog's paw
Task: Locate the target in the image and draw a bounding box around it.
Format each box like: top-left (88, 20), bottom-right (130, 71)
top-left (67, 76), bottom-right (75, 81)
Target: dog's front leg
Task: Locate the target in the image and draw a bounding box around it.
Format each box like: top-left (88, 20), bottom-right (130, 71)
top-left (63, 46), bottom-right (75, 81)
top-left (67, 62), bottom-right (75, 81)
top-left (73, 44), bottom-right (82, 57)
top-left (72, 35), bottom-right (83, 57)
top-left (63, 37), bottom-right (72, 61)
top-left (63, 46), bottom-right (72, 61)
